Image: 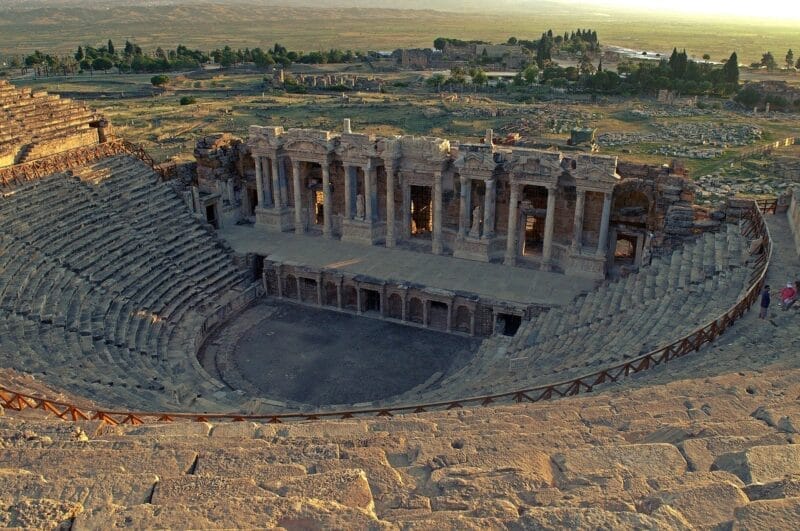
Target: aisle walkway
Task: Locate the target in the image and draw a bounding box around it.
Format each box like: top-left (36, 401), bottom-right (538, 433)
top-left (218, 224), bottom-right (596, 306)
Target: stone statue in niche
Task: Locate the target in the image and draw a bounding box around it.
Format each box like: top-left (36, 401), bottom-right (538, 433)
top-left (469, 205), bottom-right (482, 238)
top-left (355, 193), bottom-right (365, 220)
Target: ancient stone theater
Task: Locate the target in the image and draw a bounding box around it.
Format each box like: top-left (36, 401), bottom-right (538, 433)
top-left (2, 79), bottom-right (799, 529)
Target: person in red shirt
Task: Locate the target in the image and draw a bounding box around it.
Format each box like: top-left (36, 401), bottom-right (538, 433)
top-left (780, 282), bottom-right (797, 310)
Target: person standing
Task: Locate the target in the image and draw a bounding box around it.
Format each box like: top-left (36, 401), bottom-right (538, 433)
top-left (759, 285), bottom-right (771, 319)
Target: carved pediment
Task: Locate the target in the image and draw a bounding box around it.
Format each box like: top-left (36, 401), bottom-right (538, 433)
top-left (454, 151), bottom-right (496, 173)
top-left (282, 140), bottom-right (332, 156)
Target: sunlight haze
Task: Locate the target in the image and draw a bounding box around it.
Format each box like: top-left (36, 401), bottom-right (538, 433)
top-left (574, 0), bottom-right (800, 19)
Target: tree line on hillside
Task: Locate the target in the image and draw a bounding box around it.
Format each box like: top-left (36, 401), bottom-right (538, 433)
top-left (434, 29), bottom-right (600, 69)
top-left (427, 49), bottom-right (741, 98)
top-left (7, 40), bottom-right (362, 76)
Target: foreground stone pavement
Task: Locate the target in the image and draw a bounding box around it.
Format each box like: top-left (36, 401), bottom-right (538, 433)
top-left (2, 359), bottom-right (799, 529)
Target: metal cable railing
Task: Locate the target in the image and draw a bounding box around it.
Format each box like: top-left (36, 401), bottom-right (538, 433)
top-left (0, 202), bottom-right (772, 425)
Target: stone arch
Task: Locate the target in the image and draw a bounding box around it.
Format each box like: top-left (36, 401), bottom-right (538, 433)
top-left (612, 180), bottom-right (654, 220)
top-left (387, 293), bottom-right (403, 320)
top-left (343, 285), bottom-right (358, 311)
top-left (455, 305), bottom-right (471, 333)
top-left (408, 297), bottom-right (424, 324)
top-left (283, 274), bottom-right (297, 299)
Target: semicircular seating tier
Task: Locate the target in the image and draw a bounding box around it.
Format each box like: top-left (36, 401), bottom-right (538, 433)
top-left (0, 155), bottom-right (253, 411)
top-left (378, 222), bottom-right (756, 406)
top-left (0, 80), bottom-right (103, 167)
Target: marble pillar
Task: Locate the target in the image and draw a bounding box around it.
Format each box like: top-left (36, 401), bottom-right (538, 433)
top-left (432, 172), bottom-right (443, 254)
top-left (458, 175), bottom-right (471, 238)
top-left (321, 163), bottom-right (332, 238)
top-left (364, 163), bottom-right (376, 222)
top-left (344, 165), bottom-right (354, 220)
top-left (254, 155), bottom-right (264, 209)
top-left (262, 157), bottom-right (273, 207)
top-left (271, 157), bottom-right (281, 209)
top-left (541, 186), bottom-right (557, 267)
top-left (292, 160), bottom-right (303, 234)
top-left (483, 178), bottom-right (496, 239)
top-left (385, 166), bottom-right (396, 247)
top-left (402, 183), bottom-right (411, 239)
top-left (504, 183), bottom-right (520, 265)
top-left (596, 191), bottom-right (613, 257)
top-left (571, 189), bottom-right (586, 251)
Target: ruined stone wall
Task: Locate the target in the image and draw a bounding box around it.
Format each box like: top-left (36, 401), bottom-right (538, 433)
top-left (194, 133), bottom-right (247, 194)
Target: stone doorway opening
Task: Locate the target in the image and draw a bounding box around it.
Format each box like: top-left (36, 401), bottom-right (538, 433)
top-left (314, 189), bottom-right (325, 226)
top-left (410, 185), bottom-right (432, 238)
top-left (429, 301), bottom-right (449, 331)
top-left (247, 187), bottom-right (258, 216)
top-left (363, 289), bottom-right (381, 314)
top-left (205, 204), bottom-right (219, 229)
top-left (496, 313), bottom-right (522, 336)
top-left (614, 234), bottom-right (637, 265)
top-left (522, 215), bottom-right (545, 255)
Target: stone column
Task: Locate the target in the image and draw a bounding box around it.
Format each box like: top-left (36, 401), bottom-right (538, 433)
top-left (458, 175), bottom-right (471, 238)
top-left (321, 163), bottom-right (333, 238)
top-left (571, 188), bottom-right (586, 252)
top-left (483, 178), bottom-right (496, 239)
top-left (254, 155), bottom-right (264, 208)
top-left (423, 300), bottom-right (429, 328)
top-left (279, 158), bottom-right (289, 208)
top-left (504, 183), bottom-right (520, 265)
top-left (261, 157), bottom-right (273, 207)
top-left (344, 165), bottom-right (354, 220)
top-left (402, 182), bottom-right (411, 239)
top-left (541, 185), bottom-right (557, 267)
top-left (365, 163), bottom-right (377, 222)
top-left (432, 172), bottom-right (443, 254)
top-left (385, 165), bottom-right (396, 247)
top-left (271, 157), bottom-right (281, 209)
top-left (596, 191), bottom-right (613, 257)
top-left (292, 160), bottom-right (303, 234)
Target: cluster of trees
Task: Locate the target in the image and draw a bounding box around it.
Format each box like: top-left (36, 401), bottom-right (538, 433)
top-left (425, 66), bottom-right (488, 90)
top-left (432, 37), bottom-right (489, 51)
top-left (12, 40), bottom-right (362, 77)
top-left (425, 48), bottom-right (741, 98)
top-left (210, 44), bottom-right (360, 68)
top-left (510, 29), bottom-right (600, 68)
top-left (433, 29), bottom-right (600, 69)
top-left (610, 51), bottom-right (740, 96)
top-left (751, 49), bottom-right (800, 71)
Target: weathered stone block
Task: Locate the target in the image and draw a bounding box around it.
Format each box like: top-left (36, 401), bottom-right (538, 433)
top-left (713, 445), bottom-right (800, 483)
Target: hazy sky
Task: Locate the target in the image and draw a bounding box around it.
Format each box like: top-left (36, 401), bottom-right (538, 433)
top-left (583, 0), bottom-right (800, 19)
